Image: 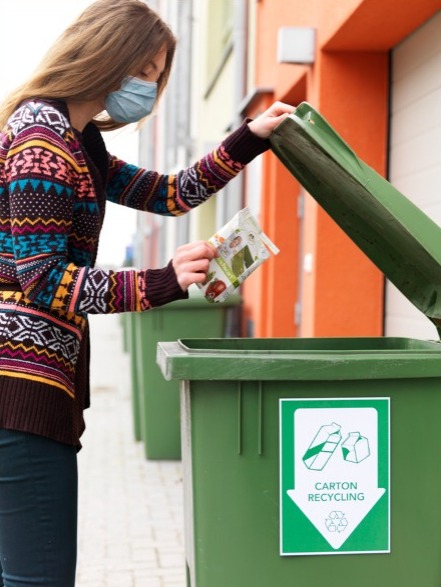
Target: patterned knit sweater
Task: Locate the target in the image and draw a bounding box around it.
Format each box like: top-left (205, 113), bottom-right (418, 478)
top-left (0, 99), bottom-right (270, 446)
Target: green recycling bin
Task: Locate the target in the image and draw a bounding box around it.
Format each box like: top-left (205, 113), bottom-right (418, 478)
top-left (125, 311), bottom-right (142, 442)
top-left (134, 288), bottom-right (241, 460)
top-left (120, 312), bottom-right (129, 354)
top-left (157, 103), bottom-right (441, 587)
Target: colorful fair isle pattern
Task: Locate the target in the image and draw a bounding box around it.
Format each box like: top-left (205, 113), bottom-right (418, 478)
top-left (0, 100), bottom-right (251, 397)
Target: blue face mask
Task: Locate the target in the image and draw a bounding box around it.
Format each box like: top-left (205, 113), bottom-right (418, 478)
top-left (105, 77), bottom-right (157, 123)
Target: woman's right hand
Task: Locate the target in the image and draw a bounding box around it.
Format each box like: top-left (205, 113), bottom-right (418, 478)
top-left (247, 101), bottom-right (294, 138)
top-left (172, 241), bottom-right (218, 292)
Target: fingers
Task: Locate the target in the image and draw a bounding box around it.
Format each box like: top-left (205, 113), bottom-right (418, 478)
top-left (268, 101), bottom-right (295, 117)
top-left (172, 241), bottom-right (218, 291)
top-left (174, 241), bottom-right (218, 264)
top-left (247, 101), bottom-right (295, 138)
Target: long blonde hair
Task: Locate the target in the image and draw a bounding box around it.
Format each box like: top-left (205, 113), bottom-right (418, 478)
top-left (0, 0), bottom-right (176, 130)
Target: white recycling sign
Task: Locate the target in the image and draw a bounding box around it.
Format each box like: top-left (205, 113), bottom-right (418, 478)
top-left (280, 398), bottom-right (390, 556)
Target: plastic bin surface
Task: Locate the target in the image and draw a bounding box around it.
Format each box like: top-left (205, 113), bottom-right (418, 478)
top-left (135, 290), bottom-right (240, 459)
top-left (269, 102), bottom-right (441, 336)
top-left (157, 336), bottom-right (441, 587)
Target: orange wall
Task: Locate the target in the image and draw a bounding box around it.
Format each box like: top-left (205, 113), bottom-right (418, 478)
top-left (308, 50), bottom-right (389, 337)
top-left (242, 94), bottom-right (301, 338)
top-left (244, 0), bottom-right (440, 338)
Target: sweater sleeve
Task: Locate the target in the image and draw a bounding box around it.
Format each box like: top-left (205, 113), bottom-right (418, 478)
top-left (105, 120), bottom-right (271, 213)
top-left (4, 104), bottom-right (187, 315)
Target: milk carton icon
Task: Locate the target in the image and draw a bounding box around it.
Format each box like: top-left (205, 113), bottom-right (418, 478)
top-left (302, 422), bottom-right (342, 471)
top-left (341, 432), bottom-right (370, 463)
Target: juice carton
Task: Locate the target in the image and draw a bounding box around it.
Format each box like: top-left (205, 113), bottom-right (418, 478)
top-left (198, 207), bottom-right (279, 303)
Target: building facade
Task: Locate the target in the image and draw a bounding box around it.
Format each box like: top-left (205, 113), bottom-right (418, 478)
top-left (136, 0), bottom-right (440, 340)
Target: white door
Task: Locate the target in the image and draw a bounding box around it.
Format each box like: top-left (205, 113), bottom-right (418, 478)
top-left (386, 11), bottom-right (441, 340)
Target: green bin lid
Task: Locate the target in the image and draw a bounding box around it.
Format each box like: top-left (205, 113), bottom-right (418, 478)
top-left (269, 102), bottom-right (441, 334)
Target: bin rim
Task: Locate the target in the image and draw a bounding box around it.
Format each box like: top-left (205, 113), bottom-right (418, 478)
top-left (156, 336), bottom-right (441, 382)
top-left (177, 335), bottom-right (440, 352)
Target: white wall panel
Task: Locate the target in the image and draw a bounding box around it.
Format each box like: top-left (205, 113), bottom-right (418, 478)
top-left (386, 11), bottom-right (441, 340)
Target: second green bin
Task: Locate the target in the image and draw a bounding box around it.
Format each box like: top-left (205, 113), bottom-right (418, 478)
top-left (134, 289), bottom-right (240, 460)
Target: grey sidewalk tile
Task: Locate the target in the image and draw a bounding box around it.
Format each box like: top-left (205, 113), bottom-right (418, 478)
top-left (76, 315), bottom-right (185, 587)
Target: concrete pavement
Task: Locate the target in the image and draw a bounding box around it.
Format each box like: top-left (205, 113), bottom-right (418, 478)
top-left (76, 314), bottom-right (185, 587)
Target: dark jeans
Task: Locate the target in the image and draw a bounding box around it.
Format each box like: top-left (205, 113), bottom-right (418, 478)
top-left (0, 429), bottom-right (78, 587)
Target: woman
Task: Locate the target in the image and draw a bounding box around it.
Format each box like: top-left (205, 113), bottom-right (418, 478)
top-left (0, 0), bottom-right (293, 584)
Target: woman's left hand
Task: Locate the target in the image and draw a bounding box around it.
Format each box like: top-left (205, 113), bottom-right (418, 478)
top-left (247, 101), bottom-right (295, 139)
top-left (172, 240), bottom-right (218, 292)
